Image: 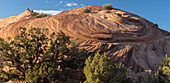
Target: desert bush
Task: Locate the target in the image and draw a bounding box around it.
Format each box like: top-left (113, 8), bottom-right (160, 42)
top-left (102, 4), bottom-right (113, 10)
top-left (84, 53), bottom-right (128, 83)
top-left (0, 27), bottom-right (88, 83)
top-left (30, 12), bottom-right (39, 17)
top-left (147, 54), bottom-right (170, 83)
top-left (82, 8), bottom-right (91, 13)
top-left (34, 13), bottom-right (48, 18)
top-left (31, 12), bottom-right (49, 18)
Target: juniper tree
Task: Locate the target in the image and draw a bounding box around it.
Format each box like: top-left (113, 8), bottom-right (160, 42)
top-left (0, 27), bottom-right (88, 82)
top-left (84, 53), bottom-right (127, 83)
top-left (148, 54), bottom-right (170, 83)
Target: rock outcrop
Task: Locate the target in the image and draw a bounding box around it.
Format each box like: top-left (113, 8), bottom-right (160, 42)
top-left (0, 8), bottom-right (32, 30)
top-left (0, 6), bottom-right (169, 82)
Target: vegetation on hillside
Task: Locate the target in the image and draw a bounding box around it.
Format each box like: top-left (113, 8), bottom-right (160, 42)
top-left (1, 27), bottom-right (168, 83)
top-left (0, 27), bottom-right (131, 83)
top-left (0, 27), bottom-right (88, 82)
top-left (102, 4), bottom-right (113, 10)
top-left (31, 12), bottom-right (49, 18)
top-left (82, 8), bottom-right (91, 13)
top-left (147, 54), bottom-right (170, 83)
top-left (84, 53), bottom-right (130, 83)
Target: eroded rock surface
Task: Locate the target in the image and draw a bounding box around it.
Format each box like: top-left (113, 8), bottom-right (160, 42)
top-left (0, 6), bottom-right (169, 82)
top-left (0, 8), bottom-right (32, 30)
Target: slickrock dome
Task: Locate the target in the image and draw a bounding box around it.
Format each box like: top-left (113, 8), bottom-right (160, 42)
top-left (0, 6), bottom-right (170, 82)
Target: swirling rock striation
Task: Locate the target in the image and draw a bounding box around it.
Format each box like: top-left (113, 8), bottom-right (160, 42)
top-left (0, 6), bottom-right (170, 82)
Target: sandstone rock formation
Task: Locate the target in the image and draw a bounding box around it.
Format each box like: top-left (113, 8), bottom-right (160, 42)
top-left (0, 8), bottom-right (32, 30)
top-left (0, 6), bottom-right (169, 82)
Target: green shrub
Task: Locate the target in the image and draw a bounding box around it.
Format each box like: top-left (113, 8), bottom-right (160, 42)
top-left (0, 27), bottom-right (88, 83)
top-left (82, 8), bottom-right (91, 13)
top-left (84, 53), bottom-right (127, 83)
top-left (31, 12), bottom-right (49, 18)
top-left (147, 54), bottom-right (170, 83)
top-left (102, 4), bottom-right (113, 10)
top-left (34, 13), bottom-right (48, 18)
top-left (30, 12), bottom-right (39, 17)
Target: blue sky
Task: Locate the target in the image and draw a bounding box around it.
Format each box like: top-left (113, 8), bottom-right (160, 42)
top-left (0, 0), bottom-right (170, 32)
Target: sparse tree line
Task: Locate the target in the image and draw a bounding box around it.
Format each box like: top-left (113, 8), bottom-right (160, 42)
top-left (0, 27), bottom-right (169, 83)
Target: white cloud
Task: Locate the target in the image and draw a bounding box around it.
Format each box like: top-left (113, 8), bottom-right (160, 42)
top-left (80, 4), bottom-right (84, 6)
top-left (161, 25), bottom-right (166, 28)
top-left (33, 10), bottom-right (62, 15)
top-left (66, 3), bottom-right (78, 7)
top-left (59, 1), bottom-right (63, 4)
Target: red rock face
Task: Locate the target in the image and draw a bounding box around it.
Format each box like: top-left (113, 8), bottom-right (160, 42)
top-left (0, 6), bottom-right (170, 82)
